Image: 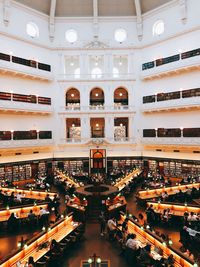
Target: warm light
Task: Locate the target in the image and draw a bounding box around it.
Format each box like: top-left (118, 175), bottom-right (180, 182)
top-left (95, 93), bottom-right (99, 97)
top-left (96, 123), bottom-right (99, 127)
top-left (24, 244), bottom-right (28, 249)
top-left (169, 240), bottom-right (173, 245)
top-left (11, 130), bottom-right (14, 133)
top-left (88, 258), bottom-right (93, 264)
top-left (146, 225), bottom-right (150, 229)
top-left (48, 227), bottom-right (51, 231)
top-left (71, 93), bottom-right (75, 97)
top-left (6, 206), bottom-right (9, 210)
top-left (119, 93), bottom-right (123, 96)
top-left (180, 127), bottom-right (183, 130)
top-left (61, 214), bottom-right (64, 218)
top-left (72, 124), bottom-right (75, 127)
top-left (120, 123), bottom-right (123, 127)
top-left (17, 242), bottom-right (21, 248)
top-left (97, 258), bottom-right (101, 263)
top-left (42, 226), bottom-right (45, 231)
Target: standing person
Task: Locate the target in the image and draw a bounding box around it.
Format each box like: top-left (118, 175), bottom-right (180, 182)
top-left (99, 211), bottom-right (106, 236)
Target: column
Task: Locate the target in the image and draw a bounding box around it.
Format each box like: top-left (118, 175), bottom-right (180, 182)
top-left (105, 116), bottom-right (114, 140)
top-left (80, 52), bottom-right (89, 78)
top-left (104, 52), bottom-right (113, 78)
top-left (81, 117), bottom-right (90, 140)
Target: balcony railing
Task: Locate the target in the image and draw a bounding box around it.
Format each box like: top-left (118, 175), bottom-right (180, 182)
top-left (0, 139), bottom-right (53, 148)
top-left (60, 137), bottom-right (135, 145)
top-left (62, 105), bottom-right (135, 113)
top-left (142, 137), bottom-right (200, 146)
top-left (0, 93), bottom-right (52, 114)
top-left (0, 53), bottom-right (53, 81)
top-left (142, 88), bottom-right (200, 112)
top-left (58, 73), bottom-right (136, 81)
top-left (141, 48), bottom-right (200, 80)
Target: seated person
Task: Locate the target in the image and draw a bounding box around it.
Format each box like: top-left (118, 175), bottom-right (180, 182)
top-left (7, 213), bottom-right (18, 231)
top-left (137, 244), bottom-right (153, 267)
top-left (125, 233), bottom-right (140, 251)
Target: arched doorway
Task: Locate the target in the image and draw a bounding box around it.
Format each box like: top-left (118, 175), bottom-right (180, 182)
top-left (90, 149), bottom-right (106, 174)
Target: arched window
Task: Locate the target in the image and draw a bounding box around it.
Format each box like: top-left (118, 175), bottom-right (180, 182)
top-left (91, 67), bottom-right (102, 79)
top-left (114, 28), bottom-right (127, 43)
top-left (74, 68), bottom-right (80, 79)
top-left (26, 22), bottom-right (39, 38)
top-left (153, 20), bottom-right (164, 36)
top-left (113, 67), bottom-right (119, 78)
top-left (65, 29), bottom-right (78, 43)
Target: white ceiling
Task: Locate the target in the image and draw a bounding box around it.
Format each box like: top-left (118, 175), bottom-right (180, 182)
top-left (14, 0), bottom-right (172, 17)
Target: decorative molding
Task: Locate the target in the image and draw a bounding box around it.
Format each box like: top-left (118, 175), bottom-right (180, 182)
top-left (84, 40), bottom-right (109, 49)
top-left (134, 0), bottom-right (143, 41)
top-left (49, 0), bottom-right (57, 41)
top-left (179, 0), bottom-right (187, 24)
top-left (3, 0), bottom-right (10, 26)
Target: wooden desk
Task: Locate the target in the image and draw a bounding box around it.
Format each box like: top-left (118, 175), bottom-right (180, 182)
top-left (0, 215), bottom-right (79, 267)
top-left (56, 171), bottom-right (80, 188)
top-left (115, 169), bottom-right (141, 191)
top-left (137, 183), bottom-right (200, 200)
top-left (0, 187), bottom-right (56, 200)
top-left (147, 201), bottom-right (200, 217)
top-left (0, 203), bottom-right (49, 222)
top-left (120, 214), bottom-right (194, 267)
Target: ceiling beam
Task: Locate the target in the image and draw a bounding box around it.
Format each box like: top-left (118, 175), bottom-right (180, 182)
top-left (92, 0), bottom-right (99, 39)
top-left (134, 0), bottom-right (143, 41)
top-left (179, 0), bottom-right (187, 24)
top-left (3, 0), bottom-right (11, 26)
top-left (49, 0), bottom-right (56, 41)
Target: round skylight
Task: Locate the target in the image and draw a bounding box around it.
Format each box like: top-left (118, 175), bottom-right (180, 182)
top-left (153, 20), bottom-right (165, 36)
top-left (26, 22), bottom-right (39, 38)
top-left (114, 29), bottom-right (127, 43)
top-left (65, 29), bottom-right (78, 43)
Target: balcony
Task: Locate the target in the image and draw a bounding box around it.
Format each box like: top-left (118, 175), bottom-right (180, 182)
top-left (141, 49), bottom-right (200, 80)
top-left (0, 99), bottom-right (53, 114)
top-left (60, 105), bottom-right (135, 114)
top-left (0, 139), bottom-right (54, 149)
top-left (142, 137), bottom-right (200, 146)
top-left (0, 53), bottom-right (53, 81)
top-left (57, 73), bottom-right (136, 82)
top-left (142, 96), bottom-right (200, 113)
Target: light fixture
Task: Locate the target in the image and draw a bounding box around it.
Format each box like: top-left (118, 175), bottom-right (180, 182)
top-left (120, 123), bottom-right (123, 127)
top-left (97, 258), bottom-right (101, 263)
top-left (88, 258), bottom-right (93, 264)
top-left (71, 93), bottom-right (74, 97)
top-left (119, 93), bottom-right (123, 96)
top-left (96, 123), bottom-right (99, 127)
top-left (168, 240), bottom-right (173, 245)
top-left (72, 124), bottom-right (75, 127)
top-left (95, 93), bottom-right (99, 97)
top-left (95, 61), bottom-right (98, 66)
top-left (70, 61), bottom-right (74, 66)
top-left (119, 60), bottom-right (122, 66)
top-left (17, 242), bottom-right (21, 248)
top-left (42, 226), bottom-right (45, 231)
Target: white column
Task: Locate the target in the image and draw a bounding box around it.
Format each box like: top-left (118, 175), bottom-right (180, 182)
top-left (81, 117), bottom-right (90, 139)
top-left (104, 85), bottom-right (113, 108)
top-left (105, 116), bottom-right (114, 140)
top-left (59, 115), bottom-right (66, 141)
top-left (80, 53), bottom-right (89, 78)
top-left (80, 85), bottom-right (90, 109)
top-left (104, 52), bottom-right (113, 77)
top-left (128, 52), bottom-right (135, 75)
top-left (128, 115), bottom-right (134, 140)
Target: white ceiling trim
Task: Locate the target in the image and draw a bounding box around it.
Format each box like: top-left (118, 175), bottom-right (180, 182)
top-left (3, 0), bottom-right (11, 26)
top-left (49, 0), bottom-right (56, 41)
top-left (134, 0), bottom-right (143, 41)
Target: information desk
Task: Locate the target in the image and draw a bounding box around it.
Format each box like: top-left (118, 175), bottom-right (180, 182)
top-left (0, 214), bottom-right (79, 267)
top-left (147, 201), bottom-right (200, 217)
top-left (106, 196), bottom-right (126, 217)
top-left (120, 214), bottom-right (194, 267)
top-left (114, 169), bottom-right (141, 191)
top-left (0, 187), bottom-right (56, 200)
top-left (137, 183), bottom-right (200, 200)
top-left (0, 203), bottom-right (48, 222)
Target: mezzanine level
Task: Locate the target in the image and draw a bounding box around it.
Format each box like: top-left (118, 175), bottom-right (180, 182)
top-left (142, 137), bottom-right (200, 147)
top-left (141, 48), bottom-right (200, 80)
top-left (142, 88), bottom-right (200, 113)
top-left (0, 92), bottom-right (53, 115)
top-left (0, 139), bottom-right (54, 149)
top-left (0, 52), bottom-right (53, 81)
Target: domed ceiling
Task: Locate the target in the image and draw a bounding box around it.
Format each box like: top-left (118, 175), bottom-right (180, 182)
top-left (14, 0), bottom-right (172, 17)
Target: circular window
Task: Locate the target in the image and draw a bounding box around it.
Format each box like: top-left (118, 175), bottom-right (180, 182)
top-left (65, 29), bottom-right (78, 43)
top-left (114, 29), bottom-right (127, 43)
top-left (26, 22), bottom-right (39, 38)
top-left (153, 20), bottom-right (164, 36)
